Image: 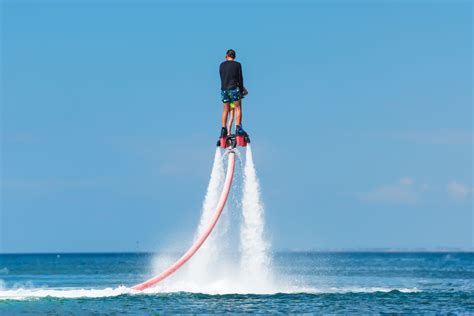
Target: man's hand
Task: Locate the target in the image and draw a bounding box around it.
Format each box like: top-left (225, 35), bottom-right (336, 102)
top-left (242, 87), bottom-right (249, 96)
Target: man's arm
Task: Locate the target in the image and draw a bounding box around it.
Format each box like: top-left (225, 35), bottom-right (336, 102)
top-left (219, 63), bottom-right (223, 83)
top-left (238, 63), bottom-right (244, 92)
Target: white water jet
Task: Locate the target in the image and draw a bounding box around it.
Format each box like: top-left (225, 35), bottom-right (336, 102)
top-left (195, 148), bottom-right (225, 240)
top-left (153, 146), bottom-right (275, 293)
top-left (240, 145), bottom-right (273, 288)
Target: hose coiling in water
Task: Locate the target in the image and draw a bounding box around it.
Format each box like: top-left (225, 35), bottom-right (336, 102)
top-left (132, 151), bottom-right (236, 291)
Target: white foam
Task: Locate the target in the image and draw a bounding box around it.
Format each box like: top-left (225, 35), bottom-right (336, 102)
top-left (0, 285), bottom-right (419, 300)
top-left (0, 286), bottom-right (137, 300)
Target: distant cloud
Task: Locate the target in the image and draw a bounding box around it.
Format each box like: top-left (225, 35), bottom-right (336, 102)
top-left (392, 129), bottom-right (473, 145)
top-left (357, 177), bottom-right (418, 204)
top-left (358, 178), bottom-right (473, 205)
top-left (447, 181), bottom-right (472, 201)
top-left (399, 177), bottom-right (414, 186)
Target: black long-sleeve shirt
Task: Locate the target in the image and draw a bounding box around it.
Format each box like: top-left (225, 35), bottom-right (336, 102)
top-left (219, 60), bottom-right (244, 91)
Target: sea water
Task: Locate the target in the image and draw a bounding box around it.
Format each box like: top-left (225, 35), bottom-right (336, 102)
top-left (0, 252), bottom-right (473, 313)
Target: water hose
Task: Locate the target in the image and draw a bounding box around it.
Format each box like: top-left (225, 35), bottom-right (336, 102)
top-left (132, 151), bottom-right (236, 291)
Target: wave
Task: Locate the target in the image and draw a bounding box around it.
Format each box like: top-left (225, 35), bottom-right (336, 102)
top-left (0, 285), bottom-right (419, 300)
top-left (0, 286), bottom-right (134, 300)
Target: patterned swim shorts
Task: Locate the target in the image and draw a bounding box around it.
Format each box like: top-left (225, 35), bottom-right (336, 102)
top-left (221, 87), bottom-right (241, 103)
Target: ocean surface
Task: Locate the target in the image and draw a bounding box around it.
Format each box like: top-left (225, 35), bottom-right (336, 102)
top-left (0, 252), bottom-right (472, 314)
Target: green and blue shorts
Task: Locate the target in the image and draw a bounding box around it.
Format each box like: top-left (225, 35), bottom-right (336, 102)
top-left (221, 87), bottom-right (241, 103)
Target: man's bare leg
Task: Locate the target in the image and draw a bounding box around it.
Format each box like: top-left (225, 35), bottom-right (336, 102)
top-left (234, 100), bottom-right (242, 126)
top-left (221, 103), bottom-right (230, 128)
top-left (227, 108), bottom-right (234, 135)
top-left (238, 99), bottom-right (243, 126)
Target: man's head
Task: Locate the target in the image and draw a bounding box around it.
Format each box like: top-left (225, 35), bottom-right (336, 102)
top-left (226, 49), bottom-right (236, 60)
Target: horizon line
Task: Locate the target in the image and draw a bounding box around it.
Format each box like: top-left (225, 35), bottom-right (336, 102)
top-left (1, 247), bottom-right (473, 255)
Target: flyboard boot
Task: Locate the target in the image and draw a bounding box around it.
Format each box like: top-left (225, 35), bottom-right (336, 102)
top-left (235, 125), bottom-right (250, 147)
top-left (217, 125), bottom-right (250, 149)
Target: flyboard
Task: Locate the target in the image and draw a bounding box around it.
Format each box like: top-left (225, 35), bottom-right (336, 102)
top-left (132, 131), bottom-right (250, 291)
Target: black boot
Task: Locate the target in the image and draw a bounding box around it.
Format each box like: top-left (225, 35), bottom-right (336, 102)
top-left (220, 127), bottom-right (228, 138)
top-left (236, 125), bottom-right (246, 136)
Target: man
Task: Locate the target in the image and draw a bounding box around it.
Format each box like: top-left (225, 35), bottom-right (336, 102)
top-left (219, 49), bottom-right (247, 138)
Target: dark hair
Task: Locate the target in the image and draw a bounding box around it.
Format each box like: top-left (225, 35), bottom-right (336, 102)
top-left (226, 49), bottom-right (236, 59)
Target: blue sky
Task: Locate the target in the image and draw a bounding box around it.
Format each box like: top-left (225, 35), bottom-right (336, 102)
top-left (1, 0), bottom-right (472, 253)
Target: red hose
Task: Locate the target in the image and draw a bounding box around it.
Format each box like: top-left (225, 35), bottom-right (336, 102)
top-left (132, 151), bottom-right (236, 291)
